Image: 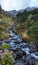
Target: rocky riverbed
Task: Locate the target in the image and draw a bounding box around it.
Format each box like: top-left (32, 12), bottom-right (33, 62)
top-left (0, 29), bottom-right (38, 65)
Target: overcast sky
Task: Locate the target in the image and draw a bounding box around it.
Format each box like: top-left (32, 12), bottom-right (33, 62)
top-left (0, 0), bottom-right (38, 11)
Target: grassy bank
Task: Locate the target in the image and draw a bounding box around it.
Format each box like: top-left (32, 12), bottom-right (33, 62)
top-left (0, 11), bottom-right (16, 39)
top-left (14, 8), bottom-right (38, 44)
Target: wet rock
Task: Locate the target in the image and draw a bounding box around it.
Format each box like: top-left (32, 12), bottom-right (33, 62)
top-left (14, 40), bottom-right (21, 44)
top-left (12, 46), bottom-right (18, 51)
top-left (14, 53), bottom-right (22, 60)
top-left (4, 38), bottom-right (10, 43)
top-left (25, 55), bottom-right (34, 65)
top-left (0, 41), bottom-right (3, 46)
top-left (14, 49), bottom-right (26, 60)
top-left (30, 44), bottom-right (37, 52)
top-left (14, 60), bottom-right (25, 65)
top-left (25, 53), bottom-right (38, 65)
top-left (31, 52), bottom-right (38, 60)
top-left (17, 49), bottom-right (26, 56)
top-left (22, 47), bottom-right (30, 55)
top-left (35, 61), bottom-right (38, 65)
top-left (20, 43), bottom-right (29, 48)
top-left (21, 56), bottom-right (26, 62)
top-left (14, 62), bottom-right (24, 65)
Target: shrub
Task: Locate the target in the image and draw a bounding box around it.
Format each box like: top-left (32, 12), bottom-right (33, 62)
top-left (1, 50), bottom-right (14, 65)
top-left (2, 43), bottom-right (10, 49)
top-left (27, 25), bottom-right (38, 43)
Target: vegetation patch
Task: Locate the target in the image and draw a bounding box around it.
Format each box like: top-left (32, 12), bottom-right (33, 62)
top-left (14, 8), bottom-right (38, 44)
top-left (0, 5), bottom-right (16, 39)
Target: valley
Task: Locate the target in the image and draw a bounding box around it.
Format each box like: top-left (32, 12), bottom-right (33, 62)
top-left (0, 5), bottom-right (38, 65)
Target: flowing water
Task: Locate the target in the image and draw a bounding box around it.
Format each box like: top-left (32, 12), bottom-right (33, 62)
top-left (1, 29), bottom-right (38, 65)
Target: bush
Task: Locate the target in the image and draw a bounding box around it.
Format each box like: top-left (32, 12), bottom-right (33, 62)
top-left (0, 15), bottom-right (2, 18)
top-left (2, 43), bottom-right (10, 49)
top-left (1, 50), bottom-right (14, 65)
top-left (27, 25), bottom-right (38, 42)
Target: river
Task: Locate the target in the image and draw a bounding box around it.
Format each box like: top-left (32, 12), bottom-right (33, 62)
top-left (1, 29), bottom-right (38, 65)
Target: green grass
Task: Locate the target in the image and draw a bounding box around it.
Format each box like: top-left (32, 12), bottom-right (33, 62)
top-left (2, 43), bottom-right (10, 49)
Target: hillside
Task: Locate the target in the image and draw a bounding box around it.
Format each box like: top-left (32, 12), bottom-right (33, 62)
top-left (0, 5), bottom-right (38, 44)
top-left (9, 7), bottom-right (35, 17)
top-left (0, 5), bottom-right (38, 65)
top-left (0, 6), bottom-right (16, 40)
top-left (14, 8), bottom-right (38, 44)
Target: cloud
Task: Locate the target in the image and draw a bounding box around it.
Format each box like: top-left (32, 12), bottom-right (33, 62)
top-left (0, 0), bottom-right (38, 11)
top-left (1, 0), bottom-right (30, 11)
top-left (30, 0), bottom-right (38, 7)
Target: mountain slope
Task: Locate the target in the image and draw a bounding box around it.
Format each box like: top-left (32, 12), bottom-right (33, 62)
top-left (9, 7), bottom-right (36, 17)
top-left (0, 6), bottom-right (15, 40)
top-left (9, 10), bottom-right (18, 17)
top-left (14, 8), bottom-right (38, 44)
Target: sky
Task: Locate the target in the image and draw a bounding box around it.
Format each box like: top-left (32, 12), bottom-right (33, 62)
top-left (0, 0), bottom-right (38, 11)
